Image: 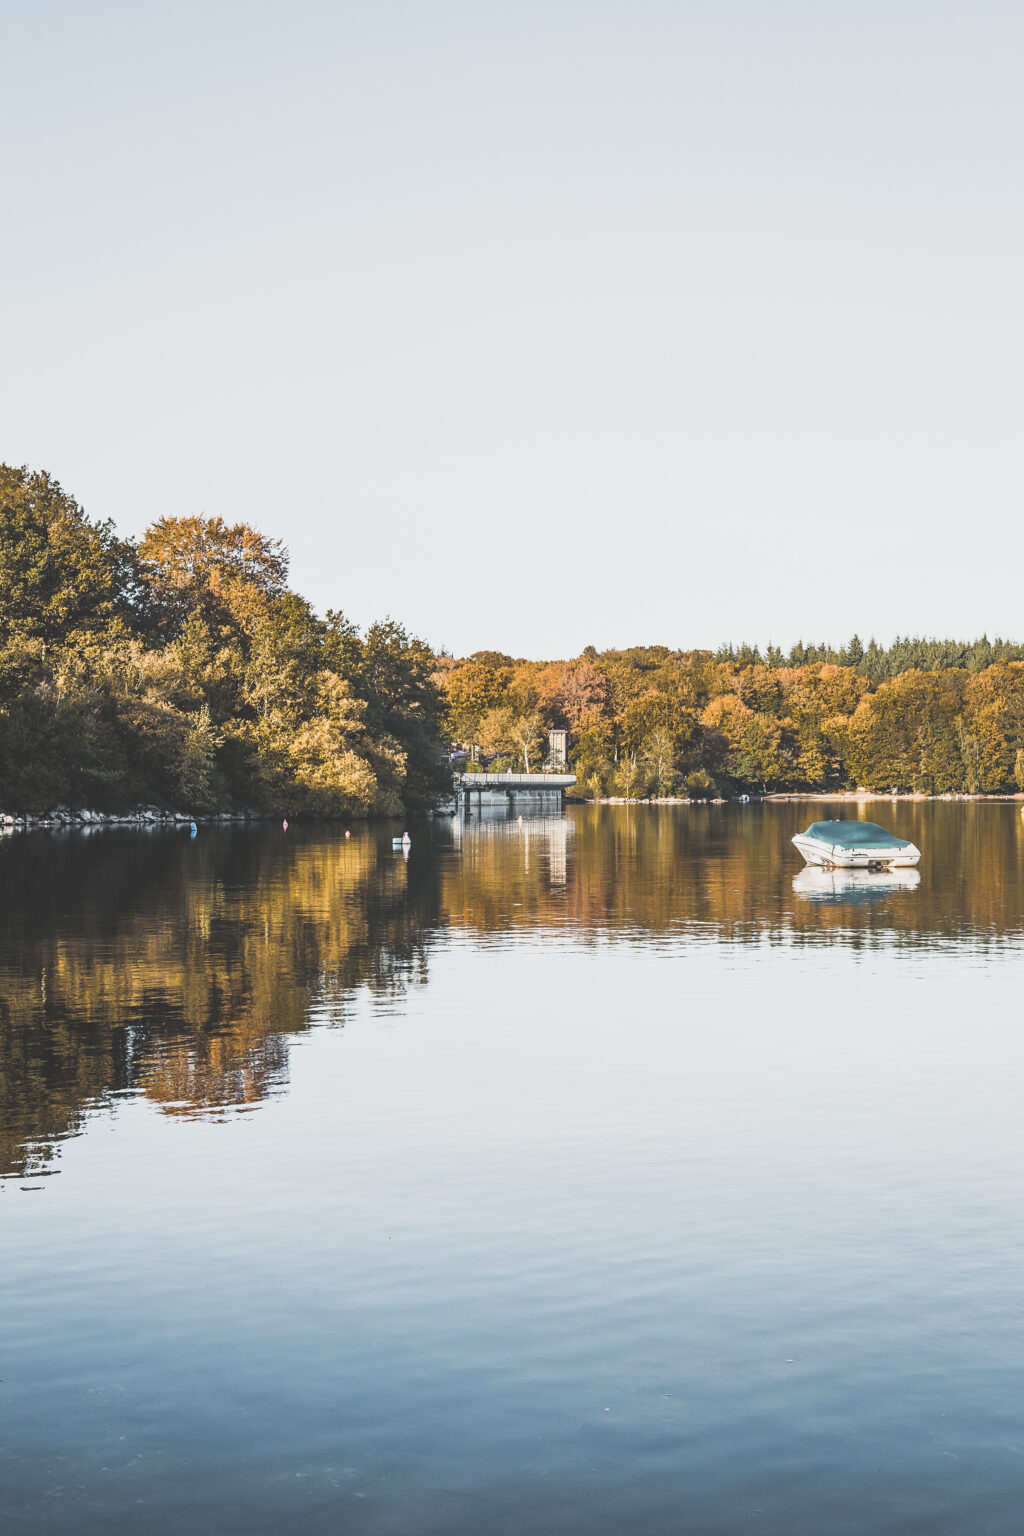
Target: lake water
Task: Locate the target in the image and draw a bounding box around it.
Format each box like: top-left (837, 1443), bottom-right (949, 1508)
top-left (3, 802), bottom-right (1024, 1534)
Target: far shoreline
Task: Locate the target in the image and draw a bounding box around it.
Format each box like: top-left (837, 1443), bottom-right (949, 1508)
top-left (580, 791), bottom-right (1024, 805)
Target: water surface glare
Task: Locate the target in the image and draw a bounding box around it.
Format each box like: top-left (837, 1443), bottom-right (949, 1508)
top-left (2, 802), bottom-right (1024, 1533)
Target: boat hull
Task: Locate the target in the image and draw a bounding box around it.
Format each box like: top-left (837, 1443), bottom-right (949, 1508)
top-left (792, 833), bottom-right (921, 869)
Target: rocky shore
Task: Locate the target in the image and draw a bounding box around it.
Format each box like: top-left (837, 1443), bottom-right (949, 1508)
top-left (0, 806), bottom-right (273, 831)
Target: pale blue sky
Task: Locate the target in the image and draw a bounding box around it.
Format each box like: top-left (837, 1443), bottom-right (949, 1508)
top-left (2, 1), bottom-right (1021, 657)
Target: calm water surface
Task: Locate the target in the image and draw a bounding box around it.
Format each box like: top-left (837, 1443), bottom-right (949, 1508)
top-left (2, 802), bottom-right (1024, 1534)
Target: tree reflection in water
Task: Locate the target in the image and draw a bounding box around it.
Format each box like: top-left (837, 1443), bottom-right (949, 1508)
top-left (0, 826), bottom-right (436, 1181)
top-left (2, 801), bottom-right (1023, 1181)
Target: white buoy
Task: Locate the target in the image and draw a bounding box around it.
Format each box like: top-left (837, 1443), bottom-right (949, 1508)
top-left (345, 829), bottom-right (351, 838)
top-left (402, 832), bottom-right (411, 846)
top-left (282, 818), bottom-right (288, 830)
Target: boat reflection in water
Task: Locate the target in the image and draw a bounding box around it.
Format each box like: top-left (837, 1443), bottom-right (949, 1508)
top-left (793, 864), bottom-right (921, 905)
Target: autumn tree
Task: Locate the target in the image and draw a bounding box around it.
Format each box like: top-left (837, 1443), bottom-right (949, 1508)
top-left (558, 658), bottom-right (607, 730)
top-left (736, 664), bottom-right (782, 714)
top-left (355, 620), bottom-right (450, 808)
top-left (473, 706), bottom-right (545, 771)
top-left (0, 464), bottom-right (136, 646)
top-left (442, 655), bottom-right (514, 743)
top-left (736, 715), bottom-right (786, 792)
top-left (844, 671), bottom-right (968, 792)
top-left (509, 711), bottom-right (546, 771)
top-left (639, 727), bottom-right (679, 796)
top-left (243, 595), bottom-right (326, 724)
top-left (259, 674), bottom-right (384, 816)
top-left (139, 515), bottom-right (288, 640)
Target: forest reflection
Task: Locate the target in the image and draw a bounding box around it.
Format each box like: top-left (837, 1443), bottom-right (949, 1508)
top-left (3, 801), bottom-right (1023, 1181)
top-left (0, 827), bottom-right (434, 1182)
top-left (445, 801), bottom-right (1024, 948)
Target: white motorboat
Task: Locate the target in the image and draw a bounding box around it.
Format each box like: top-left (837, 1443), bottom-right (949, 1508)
top-left (792, 819), bottom-right (921, 869)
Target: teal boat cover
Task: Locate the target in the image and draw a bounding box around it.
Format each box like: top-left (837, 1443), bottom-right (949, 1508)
top-left (803, 820), bottom-right (909, 849)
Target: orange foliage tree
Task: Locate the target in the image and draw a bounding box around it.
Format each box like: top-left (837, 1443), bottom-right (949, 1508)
top-left (139, 515), bottom-right (289, 640)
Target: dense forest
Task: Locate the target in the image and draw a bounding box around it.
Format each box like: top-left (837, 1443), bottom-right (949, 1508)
top-left (3, 461), bottom-right (1022, 812)
top-left (437, 641), bottom-right (1024, 798)
top-left (0, 465), bottom-right (449, 815)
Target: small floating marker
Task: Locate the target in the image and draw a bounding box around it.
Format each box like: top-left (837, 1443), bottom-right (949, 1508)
top-left (345, 829), bottom-right (351, 839)
top-left (517, 814), bottom-right (523, 824)
top-left (282, 818), bottom-right (288, 830)
top-left (402, 832), bottom-right (411, 845)
top-left (189, 821), bottom-right (197, 838)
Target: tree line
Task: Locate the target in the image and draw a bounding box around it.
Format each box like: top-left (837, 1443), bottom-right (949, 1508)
top-left (5, 460), bottom-right (1022, 809)
top-left (0, 464), bottom-right (450, 814)
top-left (713, 634), bottom-right (1024, 680)
top-left (436, 642), bottom-right (1024, 797)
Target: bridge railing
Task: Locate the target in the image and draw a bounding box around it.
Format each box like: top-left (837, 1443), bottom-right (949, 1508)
top-left (453, 772), bottom-right (576, 788)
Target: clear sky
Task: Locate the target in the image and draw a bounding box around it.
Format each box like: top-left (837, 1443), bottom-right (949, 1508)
top-left (2, 1), bottom-right (1021, 659)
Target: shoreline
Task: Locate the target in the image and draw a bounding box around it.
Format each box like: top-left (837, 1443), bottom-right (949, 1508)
top-left (580, 791), bottom-right (1024, 806)
top-left (7, 790), bottom-right (1024, 827)
top-left (0, 808), bottom-right (273, 831)
top-left (0, 805), bottom-right (455, 830)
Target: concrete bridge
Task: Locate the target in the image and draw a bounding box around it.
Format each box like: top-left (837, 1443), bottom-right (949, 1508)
top-left (453, 771), bottom-right (576, 813)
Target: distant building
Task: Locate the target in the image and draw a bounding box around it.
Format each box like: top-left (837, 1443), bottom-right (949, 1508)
top-left (547, 729), bottom-right (569, 769)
